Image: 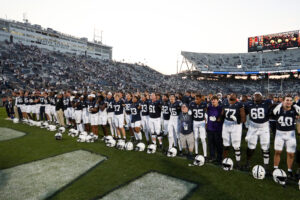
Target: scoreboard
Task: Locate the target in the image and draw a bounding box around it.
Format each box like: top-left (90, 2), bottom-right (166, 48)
top-left (248, 30), bottom-right (299, 52)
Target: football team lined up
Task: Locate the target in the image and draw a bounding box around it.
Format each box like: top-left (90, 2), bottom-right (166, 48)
top-left (3, 90), bottom-right (300, 186)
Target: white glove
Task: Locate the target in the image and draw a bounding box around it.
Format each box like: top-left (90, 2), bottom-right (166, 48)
top-left (293, 104), bottom-right (300, 115)
top-left (273, 103), bottom-right (282, 115)
top-left (209, 116), bottom-right (216, 122)
top-left (230, 115), bottom-right (237, 122)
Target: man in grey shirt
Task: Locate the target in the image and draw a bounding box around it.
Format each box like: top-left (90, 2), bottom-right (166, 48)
top-left (179, 104), bottom-right (195, 159)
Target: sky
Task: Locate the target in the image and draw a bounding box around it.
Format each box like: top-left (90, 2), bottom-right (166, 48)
top-left (1, 0), bottom-right (300, 74)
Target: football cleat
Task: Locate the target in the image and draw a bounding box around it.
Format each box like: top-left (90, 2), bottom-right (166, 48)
top-left (13, 118), bottom-right (19, 124)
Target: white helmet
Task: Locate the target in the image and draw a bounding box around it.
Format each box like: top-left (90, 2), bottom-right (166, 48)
top-left (42, 122), bottom-right (49, 128)
top-left (93, 134), bottom-right (99, 141)
top-left (36, 121), bottom-right (42, 127)
top-left (13, 118), bottom-right (19, 124)
top-left (29, 120), bottom-right (35, 126)
top-left (222, 158), bottom-right (234, 171)
top-left (116, 140), bottom-right (126, 150)
top-left (147, 144), bottom-right (156, 154)
top-left (86, 134), bottom-right (94, 143)
top-left (68, 128), bottom-right (75, 136)
top-left (48, 125), bottom-right (57, 132)
top-left (273, 169), bottom-right (287, 186)
top-left (193, 155), bottom-right (205, 166)
top-left (77, 132), bottom-right (88, 142)
top-left (252, 165), bottom-right (266, 180)
top-left (167, 147), bottom-right (177, 157)
top-left (58, 127), bottom-right (66, 133)
top-left (125, 142), bottom-right (134, 151)
top-left (105, 136), bottom-right (113, 143)
top-left (72, 130), bottom-right (80, 137)
top-left (55, 132), bottom-right (62, 140)
top-left (135, 142), bottom-right (145, 151)
top-left (106, 139), bottom-right (116, 147)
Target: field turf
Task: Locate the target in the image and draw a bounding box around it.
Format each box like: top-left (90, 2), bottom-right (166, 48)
top-left (0, 108), bottom-right (299, 200)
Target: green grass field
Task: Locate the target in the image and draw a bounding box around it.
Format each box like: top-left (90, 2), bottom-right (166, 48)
top-left (0, 107), bottom-right (300, 200)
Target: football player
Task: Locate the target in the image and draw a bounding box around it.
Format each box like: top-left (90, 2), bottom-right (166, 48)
top-left (106, 92), bottom-right (117, 138)
top-left (221, 93), bottom-right (246, 169)
top-left (81, 94), bottom-right (90, 132)
top-left (168, 94), bottom-right (182, 152)
top-left (162, 94), bottom-right (170, 141)
top-left (148, 93), bottom-right (162, 146)
top-left (124, 93), bottom-right (134, 140)
top-left (140, 94), bottom-right (150, 144)
top-left (113, 93), bottom-right (126, 140)
top-left (189, 94), bottom-right (208, 158)
top-left (88, 94), bottom-right (99, 135)
top-left (98, 95), bottom-right (108, 139)
top-left (73, 93), bottom-right (84, 132)
top-left (273, 94), bottom-right (300, 178)
top-left (130, 95), bottom-right (142, 142)
top-left (244, 92), bottom-right (272, 171)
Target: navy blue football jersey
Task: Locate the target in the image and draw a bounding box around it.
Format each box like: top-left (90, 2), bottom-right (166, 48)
top-left (24, 96), bottom-right (30, 105)
top-left (245, 100), bottom-right (271, 124)
top-left (189, 101), bottom-right (207, 121)
top-left (130, 102), bottom-right (141, 123)
top-left (162, 101), bottom-right (170, 120)
top-left (106, 97), bottom-right (114, 113)
top-left (169, 101), bottom-right (182, 117)
top-left (88, 100), bottom-right (99, 113)
top-left (124, 99), bottom-right (132, 114)
top-left (16, 96), bottom-right (24, 105)
top-left (49, 96), bottom-right (56, 106)
top-left (140, 100), bottom-right (149, 116)
top-left (113, 99), bottom-right (124, 115)
top-left (73, 98), bottom-right (82, 110)
top-left (148, 100), bottom-right (162, 118)
top-left (275, 107), bottom-right (299, 131)
top-left (223, 102), bottom-right (243, 123)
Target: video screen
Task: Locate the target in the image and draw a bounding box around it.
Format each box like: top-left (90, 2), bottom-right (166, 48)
top-left (248, 30), bottom-right (299, 52)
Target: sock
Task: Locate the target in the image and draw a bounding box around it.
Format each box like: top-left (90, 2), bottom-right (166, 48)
top-left (234, 147), bottom-right (241, 162)
top-left (263, 150), bottom-right (270, 165)
top-left (158, 136), bottom-right (162, 145)
top-left (168, 136), bottom-right (174, 149)
top-left (201, 138), bottom-right (207, 157)
top-left (134, 132), bottom-right (138, 140)
top-left (194, 138), bottom-right (199, 154)
top-left (144, 130), bottom-right (149, 141)
top-left (288, 169), bottom-right (292, 172)
top-left (274, 166), bottom-right (278, 169)
top-left (137, 132), bottom-right (142, 140)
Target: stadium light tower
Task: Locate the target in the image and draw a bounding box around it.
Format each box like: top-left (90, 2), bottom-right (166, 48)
top-left (93, 27), bottom-right (103, 43)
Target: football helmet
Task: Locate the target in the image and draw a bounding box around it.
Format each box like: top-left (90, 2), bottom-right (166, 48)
top-left (147, 144), bottom-right (156, 154)
top-left (29, 120), bottom-right (34, 126)
top-left (167, 147), bottom-right (177, 157)
top-left (193, 155), bottom-right (205, 166)
top-left (222, 158), bottom-right (234, 171)
top-left (252, 165), bottom-right (266, 180)
top-left (41, 122), bottom-right (49, 129)
top-left (36, 121), bottom-right (42, 127)
top-left (13, 118), bottom-right (19, 124)
top-left (58, 127), bottom-right (66, 133)
top-left (68, 128), bottom-right (75, 136)
top-left (55, 132), bottom-right (62, 140)
top-left (86, 134), bottom-right (94, 143)
top-left (104, 135), bottom-right (113, 143)
top-left (77, 132), bottom-right (88, 142)
top-left (106, 139), bottom-right (116, 147)
top-left (125, 142), bottom-right (134, 151)
top-left (72, 130), bottom-right (79, 137)
top-left (273, 169), bottom-right (287, 186)
top-left (135, 142), bottom-right (145, 151)
top-left (116, 139), bottom-right (126, 150)
top-left (48, 125), bottom-right (57, 132)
